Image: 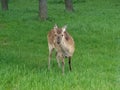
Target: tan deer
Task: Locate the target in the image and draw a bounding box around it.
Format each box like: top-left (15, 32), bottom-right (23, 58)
top-left (47, 24), bottom-right (75, 74)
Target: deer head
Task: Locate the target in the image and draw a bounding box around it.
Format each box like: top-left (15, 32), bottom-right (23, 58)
top-left (54, 24), bottom-right (67, 44)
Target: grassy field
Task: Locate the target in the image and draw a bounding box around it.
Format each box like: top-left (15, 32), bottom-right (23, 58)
top-left (0, 0), bottom-right (120, 90)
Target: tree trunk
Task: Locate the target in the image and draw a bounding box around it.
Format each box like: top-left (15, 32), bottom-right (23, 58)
top-left (39, 0), bottom-right (47, 20)
top-left (64, 0), bottom-right (74, 12)
top-left (1, 0), bottom-right (8, 11)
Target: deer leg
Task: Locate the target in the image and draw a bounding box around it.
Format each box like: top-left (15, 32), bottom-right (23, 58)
top-left (69, 57), bottom-right (72, 71)
top-left (56, 52), bottom-right (61, 68)
top-left (48, 45), bottom-right (54, 70)
top-left (62, 58), bottom-right (65, 75)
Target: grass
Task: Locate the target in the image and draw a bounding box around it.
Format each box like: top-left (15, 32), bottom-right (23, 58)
top-left (0, 0), bottom-right (120, 90)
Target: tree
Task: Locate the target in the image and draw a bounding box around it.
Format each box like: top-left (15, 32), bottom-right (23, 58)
top-left (64, 0), bottom-right (74, 12)
top-left (1, 0), bottom-right (8, 11)
top-left (39, 0), bottom-right (47, 20)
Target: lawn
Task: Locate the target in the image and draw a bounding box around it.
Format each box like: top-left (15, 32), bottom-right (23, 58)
top-left (0, 0), bottom-right (120, 90)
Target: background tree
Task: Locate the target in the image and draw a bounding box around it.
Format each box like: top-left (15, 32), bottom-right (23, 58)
top-left (39, 0), bottom-right (47, 20)
top-left (1, 0), bottom-right (8, 11)
top-left (64, 0), bottom-right (74, 12)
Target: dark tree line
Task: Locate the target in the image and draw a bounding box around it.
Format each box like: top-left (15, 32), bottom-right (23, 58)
top-left (65, 0), bottom-right (74, 12)
top-left (1, 0), bottom-right (8, 11)
top-left (1, 0), bottom-right (74, 20)
top-left (39, 0), bottom-right (47, 20)
top-left (39, 0), bottom-right (74, 20)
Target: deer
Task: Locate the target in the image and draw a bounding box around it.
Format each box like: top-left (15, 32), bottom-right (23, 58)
top-left (47, 24), bottom-right (75, 75)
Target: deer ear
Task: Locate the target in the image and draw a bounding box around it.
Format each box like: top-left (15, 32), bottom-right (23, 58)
top-left (54, 24), bottom-right (58, 30)
top-left (62, 25), bottom-right (67, 32)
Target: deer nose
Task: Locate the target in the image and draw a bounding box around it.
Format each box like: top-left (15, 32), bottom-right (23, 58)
top-left (57, 37), bottom-right (60, 44)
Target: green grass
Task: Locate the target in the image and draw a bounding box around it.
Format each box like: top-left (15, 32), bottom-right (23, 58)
top-left (0, 0), bottom-right (120, 90)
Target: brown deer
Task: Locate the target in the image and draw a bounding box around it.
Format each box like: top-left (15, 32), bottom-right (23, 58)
top-left (47, 24), bottom-right (75, 74)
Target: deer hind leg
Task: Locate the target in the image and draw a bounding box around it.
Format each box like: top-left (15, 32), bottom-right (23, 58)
top-left (48, 44), bottom-right (54, 70)
top-left (68, 57), bottom-right (72, 71)
top-left (62, 58), bottom-right (65, 75)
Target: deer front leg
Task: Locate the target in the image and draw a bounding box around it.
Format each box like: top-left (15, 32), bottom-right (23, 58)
top-left (48, 45), bottom-right (54, 70)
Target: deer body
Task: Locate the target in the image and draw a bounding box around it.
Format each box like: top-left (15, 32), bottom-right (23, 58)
top-left (47, 25), bottom-right (75, 74)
